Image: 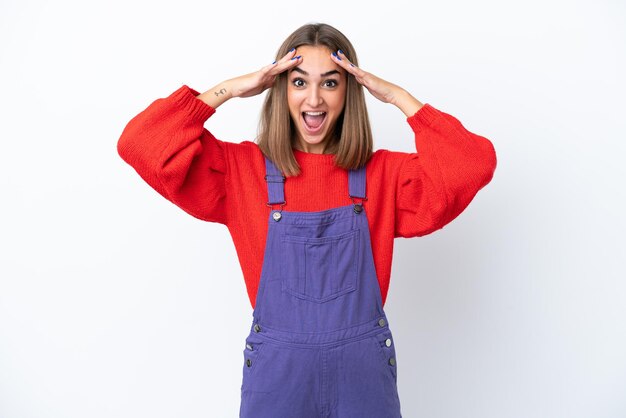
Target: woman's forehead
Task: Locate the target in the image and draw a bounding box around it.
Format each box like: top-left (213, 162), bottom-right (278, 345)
top-left (290, 45), bottom-right (345, 77)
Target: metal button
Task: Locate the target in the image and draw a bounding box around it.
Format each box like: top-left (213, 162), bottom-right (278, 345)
top-left (246, 358), bottom-right (252, 367)
top-left (385, 338), bottom-right (392, 347)
top-left (253, 323), bottom-right (261, 333)
top-left (378, 318), bottom-right (386, 327)
top-left (353, 204), bottom-right (363, 214)
top-left (246, 343), bottom-right (253, 351)
top-left (389, 357), bottom-right (396, 366)
top-left (272, 211), bottom-right (282, 222)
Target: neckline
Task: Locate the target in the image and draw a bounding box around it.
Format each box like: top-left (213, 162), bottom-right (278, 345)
top-left (292, 148), bottom-right (336, 166)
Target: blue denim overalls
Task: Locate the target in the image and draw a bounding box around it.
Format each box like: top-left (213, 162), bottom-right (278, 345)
top-left (239, 156), bottom-right (402, 418)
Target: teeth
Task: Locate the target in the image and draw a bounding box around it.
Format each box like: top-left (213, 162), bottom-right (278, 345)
top-left (303, 111), bottom-right (325, 116)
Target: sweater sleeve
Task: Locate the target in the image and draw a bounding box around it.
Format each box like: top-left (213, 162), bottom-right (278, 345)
top-left (117, 85), bottom-right (229, 225)
top-left (394, 104), bottom-right (497, 238)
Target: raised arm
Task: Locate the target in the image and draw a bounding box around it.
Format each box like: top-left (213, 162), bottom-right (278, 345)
top-left (196, 48), bottom-right (303, 108)
top-left (331, 50), bottom-right (497, 237)
top-left (117, 85), bottom-right (229, 224)
top-left (394, 106), bottom-right (497, 237)
top-left (117, 50), bottom-right (304, 224)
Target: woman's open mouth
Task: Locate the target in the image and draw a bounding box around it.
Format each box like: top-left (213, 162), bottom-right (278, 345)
top-left (302, 111), bottom-right (327, 135)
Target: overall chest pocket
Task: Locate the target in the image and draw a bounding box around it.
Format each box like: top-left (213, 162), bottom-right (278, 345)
top-left (280, 229), bottom-right (360, 303)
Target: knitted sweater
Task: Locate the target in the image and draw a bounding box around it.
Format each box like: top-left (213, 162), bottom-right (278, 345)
top-left (117, 85), bottom-right (497, 308)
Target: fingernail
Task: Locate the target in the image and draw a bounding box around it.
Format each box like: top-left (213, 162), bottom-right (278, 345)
top-left (289, 48), bottom-right (295, 52)
top-left (350, 63), bottom-right (355, 67)
top-left (338, 49), bottom-right (344, 55)
top-left (272, 61), bottom-right (276, 64)
top-left (291, 55), bottom-right (301, 60)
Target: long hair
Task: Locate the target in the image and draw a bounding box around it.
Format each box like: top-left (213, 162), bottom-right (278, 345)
top-left (256, 23), bottom-right (373, 177)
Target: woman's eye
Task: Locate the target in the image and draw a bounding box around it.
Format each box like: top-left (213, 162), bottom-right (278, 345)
top-left (293, 79), bottom-right (305, 87)
top-left (324, 80), bottom-right (338, 88)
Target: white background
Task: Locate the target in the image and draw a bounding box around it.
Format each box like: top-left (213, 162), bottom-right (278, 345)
top-left (1, 0), bottom-right (625, 417)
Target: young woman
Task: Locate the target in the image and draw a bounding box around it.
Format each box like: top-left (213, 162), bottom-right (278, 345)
top-left (118, 22), bottom-right (496, 418)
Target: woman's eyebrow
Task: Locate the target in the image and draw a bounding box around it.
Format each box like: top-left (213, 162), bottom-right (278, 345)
top-left (291, 68), bottom-right (340, 77)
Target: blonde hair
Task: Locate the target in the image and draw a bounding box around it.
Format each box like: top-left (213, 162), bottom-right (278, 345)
top-left (256, 23), bottom-right (373, 177)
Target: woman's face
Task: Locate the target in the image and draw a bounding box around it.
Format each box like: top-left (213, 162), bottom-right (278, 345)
top-left (287, 45), bottom-right (347, 154)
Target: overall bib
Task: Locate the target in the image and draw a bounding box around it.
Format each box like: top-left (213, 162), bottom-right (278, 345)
top-left (239, 156), bottom-right (402, 418)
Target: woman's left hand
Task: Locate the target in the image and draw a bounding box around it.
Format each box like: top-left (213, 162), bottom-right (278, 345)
top-left (331, 50), bottom-right (423, 117)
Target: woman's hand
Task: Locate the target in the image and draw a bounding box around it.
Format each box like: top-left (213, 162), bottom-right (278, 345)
top-left (229, 49), bottom-right (302, 98)
top-left (197, 49), bottom-right (302, 108)
top-left (330, 50), bottom-right (424, 117)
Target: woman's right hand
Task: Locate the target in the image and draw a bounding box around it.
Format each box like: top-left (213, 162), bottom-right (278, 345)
top-left (230, 48), bottom-right (301, 98)
top-left (197, 48), bottom-right (301, 108)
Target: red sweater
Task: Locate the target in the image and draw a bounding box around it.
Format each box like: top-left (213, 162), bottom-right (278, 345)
top-left (117, 85), bottom-right (497, 308)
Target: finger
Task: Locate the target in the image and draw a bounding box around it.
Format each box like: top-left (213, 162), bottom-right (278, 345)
top-left (260, 62), bottom-right (277, 73)
top-left (281, 47), bottom-right (298, 59)
top-left (272, 51), bottom-right (302, 76)
top-left (331, 50), bottom-right (365, 79)
top-left (274, 48), bottom-right (298, 67)
top-left (261, 48), bottom-right (296, 72)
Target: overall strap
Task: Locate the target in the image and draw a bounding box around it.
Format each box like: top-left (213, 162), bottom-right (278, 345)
top-left (264, 156), bottom-right (285, 205)
top-left (348, 166), bottom-right (367, 199)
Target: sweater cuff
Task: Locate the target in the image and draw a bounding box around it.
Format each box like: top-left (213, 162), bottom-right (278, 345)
top-left (168, 84), bottom-right (216, 122)
top-left (406, 103), bottom-right (441, 133)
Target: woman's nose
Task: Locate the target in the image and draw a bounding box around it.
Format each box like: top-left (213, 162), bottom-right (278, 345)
top-left (305, 87), bottom-right (323, 107)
